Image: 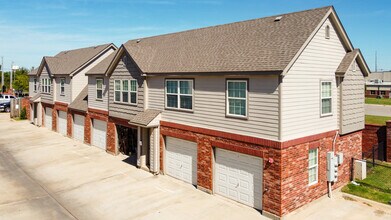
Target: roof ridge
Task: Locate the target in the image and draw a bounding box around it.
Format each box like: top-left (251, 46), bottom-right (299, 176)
top-left (55, 43), bottom-right (112, 57)
top-left (125, 6), bottom-right (332, 44)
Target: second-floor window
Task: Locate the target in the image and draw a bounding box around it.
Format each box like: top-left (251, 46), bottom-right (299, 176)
top-left (96, 78), bottom-right (103, 100)
top-left (165, 79), bottom-right (193, 110)
top-left (227, 80), bottom-right (247, 117)
top-left (33, 78), bottom-right (37, 92)
top-left (114, 79), bottom-right (137, 104)
top-left (60, 78), bottom-right (65, 95)
top-left (41, 78), bottom-right (51, 94)
top-left (321, 81), bottom-right (332, 116)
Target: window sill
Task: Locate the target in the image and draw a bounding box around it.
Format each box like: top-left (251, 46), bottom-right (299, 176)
top-left (225, 114), bottom-right (248, 120)
top-left (165, 107), bottom-right (194, 113)
top-left (60, 94), bottom-right (65, 96)
top-left (96, 99), bottom-right (103, 102)
top-left (113, 101), bottom-right (138, 107)
top-left (308, 181), bottom-right (319, 188)
top-left (320, 113), bottom-right (333, 118)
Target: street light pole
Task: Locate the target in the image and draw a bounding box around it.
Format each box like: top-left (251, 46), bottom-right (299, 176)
top-left (10, 61), bottom-right (13, 91)
top-left (1, 56), bottom-right (3, 88)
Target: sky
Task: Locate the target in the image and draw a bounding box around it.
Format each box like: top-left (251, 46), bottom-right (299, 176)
top-left (0, 0), bottom-right (390, 72)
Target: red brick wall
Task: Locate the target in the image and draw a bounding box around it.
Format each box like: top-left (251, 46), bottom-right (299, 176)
top-left (362, 124), bottom-right (387, 160)
top-left (52, 108), bottom-right (57, 131)
top-left (107, 118), bottom-right (117, 155)
top-left (365, 90), bottom-right (390, 98)
top-left (84, 114), bottom-right (91, 144)
top-left (160, 122), bottom-right (361, 217)
top-left (21, 97), bottom-right (30, 120)
top-left (387, 121), bottom-right (391, 162)
top-left (41, 105), bottom-right (45, 127)
top-left (67, 112), bottom-right (72, 138)
top-left (280, 131), bottom-right (361, 215)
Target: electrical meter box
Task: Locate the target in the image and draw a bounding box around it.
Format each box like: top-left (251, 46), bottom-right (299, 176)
top-left (327, 152), bottom-right (338, 182)
top-left (337, 152), bottom-right (343, 165)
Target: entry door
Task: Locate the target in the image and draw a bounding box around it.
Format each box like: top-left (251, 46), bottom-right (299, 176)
top-left (45, 107), bottom-right (52, 130)
top-left (165, 137), bottom-right (197, 185)
top-left (73, 114), bottom-right (85, 142)
top-left (215, 148), bottom-right (263, 210)
top-left (92, 119), bottom-right (107, 150)
top-left (58, 111), bottom-right (67, 135)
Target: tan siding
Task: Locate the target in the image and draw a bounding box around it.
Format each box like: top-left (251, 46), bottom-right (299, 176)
top-left (109, 55), bottom-right (144, 120)
top-left (29, 76), bottom-right (37, 97)
top-left (40, 66), bottom-right (53, 103)
top-left (55, 76), bottom-right (71, 104)
top-left (340, 61), bottom-right (365, 134)
top-left (88, 75), bottom-right (109, 111)
top-left (148, 75), bottom-right (279, 140)
top-left (281, 18), bottom-right (346, 141)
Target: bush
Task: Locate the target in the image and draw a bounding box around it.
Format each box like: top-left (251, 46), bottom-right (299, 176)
top-left (20, 107), bottom-right (27, 120)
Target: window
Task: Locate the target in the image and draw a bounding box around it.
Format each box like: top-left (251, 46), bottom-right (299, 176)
top-left (96, 78), bottom-right (103, 100)
top-left (381, 91), bottom-right (386, 95)
top-left (325, 25), bottom-right (330, 39)
top-left (40, 78), bottom-right (51, 93)
top-left (165, 79), bottom-right (193, 110)
top-left (370, 91), bottom-right (376, 95)
top-left (34, 78), bottom-right (37, 92)
top-left (41, 79), bottom-right (44, 92)
top-left (227, 80), bottom-right (247, 117)
top-left (60, 78), bottom-right (65, 95)
top-left (321, 81), bottom-right (332, 116)
top-left (114, 79), bottom-right (137, 104)
top-left (308, 148), bottom-right (318, 185)
top-left (48, 78), bottom-right (51, 93)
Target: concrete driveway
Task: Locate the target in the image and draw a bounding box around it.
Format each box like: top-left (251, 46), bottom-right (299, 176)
top-left (0, 114), bottom-right (266, 220)
top-left (365, 104), bottom-right (391, 117)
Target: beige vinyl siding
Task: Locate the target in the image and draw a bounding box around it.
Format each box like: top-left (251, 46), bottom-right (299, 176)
top-left (340, 61), bottom-right (365, 134)
top-left (55, 76), bottom-right (71, 104)
top-left (281, 18), bottom-right (346, 141)
top-left (40, 66), bottom-right (53, 103)
top-left (148, 75), bottom-right (279, 140)
top-left (71, 48), bottom-right (115, 101)
top-left (109, 55), bottom-right (144, 120)
top-left (29, 76), bottom-right (37, 97)
top-left (88, 75), bottom-right (109, 111)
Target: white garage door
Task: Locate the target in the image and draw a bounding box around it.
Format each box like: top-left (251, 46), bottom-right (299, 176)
top-left (58, 111), bottom-right (67, 136)
top-left (92, 119), bottom-right (107, 150)
top-left (215, 148), bottom-right (263, 210)
top-left (73, 114), bottom-right (85, 142)
top-left (165, 137), bottom-right (197, 185)
top-left (45, 107), bottom-right (52, 130)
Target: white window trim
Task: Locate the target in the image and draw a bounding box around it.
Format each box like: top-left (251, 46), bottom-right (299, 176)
top-left (165, 79), bottom-right (194, 111)
top-left (60, 78), bottom-right (65, 95)
top-left (96, 78), bottom-right (103, 100)
top-left (320, 81), bottom-right (332, 117)
top-left (226, 79), bottom-right (248, 118)
top-left (308, 148), bottom-right (318, 186)
top-left (114, 79), bottom-right (138, 105)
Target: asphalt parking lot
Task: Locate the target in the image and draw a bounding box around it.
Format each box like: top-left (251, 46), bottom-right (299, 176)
top-left (0, 113), bottom-right (390, 220)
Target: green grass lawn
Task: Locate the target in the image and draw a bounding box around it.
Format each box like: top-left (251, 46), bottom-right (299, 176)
top-left (342, 161), bottom-right (391, 204)
top-left (365, 97), bottom-right (391, 105)
top-left (365, 115), bottom-right (391, 125)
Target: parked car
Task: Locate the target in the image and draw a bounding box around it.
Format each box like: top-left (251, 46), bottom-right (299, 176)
top-left (0, 101), bottom-right (10, 112)
top-left (0, 94), bottom-right (16, 104)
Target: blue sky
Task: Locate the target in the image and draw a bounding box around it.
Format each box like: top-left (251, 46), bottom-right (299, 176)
top-left (0, 0), bottom-right (390, 71)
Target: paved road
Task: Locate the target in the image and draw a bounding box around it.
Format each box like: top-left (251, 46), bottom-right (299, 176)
top-left (0, 113), bottom-right (266, 220)
top-left (365, 104), bottom-right (391, 117)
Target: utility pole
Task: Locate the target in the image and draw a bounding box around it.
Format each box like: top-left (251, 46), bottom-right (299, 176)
top-left (375, 51), bottom-right (378, 72)
top-left (10, 61), bottom-right (13, 91)
top-left (1, 56), bottom-right (3, 88)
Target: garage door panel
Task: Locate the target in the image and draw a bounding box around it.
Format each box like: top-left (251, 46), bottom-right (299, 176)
top-left (45, 107), bottom-right (52, 130)
top-left (73, 114), bottom-right (85, 142)
top-left (215, 148), bottom-right (263, 210)
top-left (165, 137), bottom-right (197, 185)
top-left (58, 111), bottom-right (67, 136)
top-left (92, 120), bottom-right (107, 150)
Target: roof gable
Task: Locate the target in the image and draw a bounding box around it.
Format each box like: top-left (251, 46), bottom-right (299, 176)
top-left (336, 49), bottom-right (370, 77)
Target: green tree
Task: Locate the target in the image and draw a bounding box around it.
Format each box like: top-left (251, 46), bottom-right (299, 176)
top-left (13, 69), bottom-right (29, 92)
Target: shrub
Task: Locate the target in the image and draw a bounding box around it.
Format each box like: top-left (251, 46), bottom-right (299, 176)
top-left (20, 107), bottom-right (27, 120)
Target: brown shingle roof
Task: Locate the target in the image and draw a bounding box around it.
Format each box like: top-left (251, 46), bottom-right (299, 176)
top-left (336, 49), bottom-right (359, 74)
top-left (86, 52), bottom-right (116, 75)
top-left (44, 44), bottom-right (113, 75)
top-left (123, 6), bottom-right (332, 74)
top-left (128, 109), bottom-right (161, 127)
top-left (68, 86), bottom-right (88, 112)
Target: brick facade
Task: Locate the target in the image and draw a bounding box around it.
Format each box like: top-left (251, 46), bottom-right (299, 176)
top-left (67, 112), bottom-right (72, 138)
top-left (84, 114), bottom-right (92, 144)
top-left (365, 89), bottom-right (390, 98)
top-left (159, 122), bottom-right (362, 217)
top-left (21, 97), bottom-right (30, 120)
top-left (88, 108), bottom-right (110, 152)
top-left (362, 124), bottom-right (387, 160)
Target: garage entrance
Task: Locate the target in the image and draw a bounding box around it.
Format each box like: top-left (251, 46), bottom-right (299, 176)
top-left (117, 125), bottom-right (139, 166)
top-left (214, 148), bottom-right (263, 210)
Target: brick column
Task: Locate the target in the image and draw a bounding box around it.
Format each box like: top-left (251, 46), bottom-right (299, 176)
top-left (52, 109), bottom-right (57, 131)
top-left (387, 121), bottom-right (391, 162)
top-left (197, 137), bottom-right (213, 193)
top-left (106, 119), bottom-right (117, 155)
top-left (41, 105), bottom-right (45, 127)
top-left (84, 114), bottom-right (91, 144)
top-left (67, 112), bottom-right (73, 138)
top-left (159, 134), bottom-right (165, 173)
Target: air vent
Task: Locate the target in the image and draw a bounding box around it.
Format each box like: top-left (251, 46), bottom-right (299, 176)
top-left (274, 16), bottom-right (282, 22)
top-left (136, 39), bottom-right (141, 43)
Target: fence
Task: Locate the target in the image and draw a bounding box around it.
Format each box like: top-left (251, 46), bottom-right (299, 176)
top-left (362, 123), bottom-right (391, 162)
top-left (10, 97), bottom-right (30, 119)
